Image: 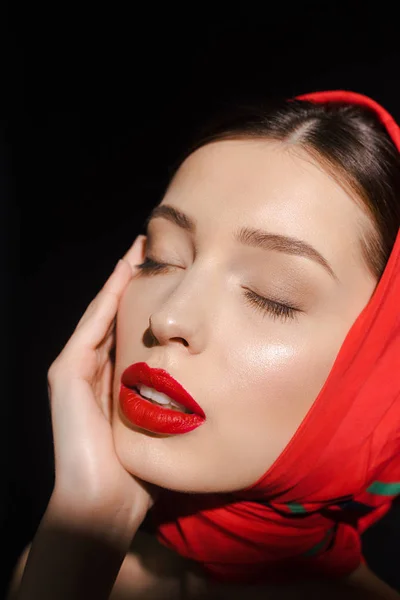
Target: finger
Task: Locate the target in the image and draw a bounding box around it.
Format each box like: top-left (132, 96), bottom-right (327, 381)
top-left (73, 257), bottom-right (131, 334)
top-left (95, 322), bottom-right (115, 364)
top-left (96, 355), bottom-right (114, 421)
top-left (74, 234), bottom-right (144, 333)
top-left (103, 314), bottom-right (116, 343)
top-left (72, 259), bottom-right (132, 348)
top-left (73, 232), bottom-right (144, 334)
top-left (54, 235), bottom-right (143, 364)
top-left (122, 234), bottom-right (147, 270)
top-left (79, 233), bottom-right (146, 348)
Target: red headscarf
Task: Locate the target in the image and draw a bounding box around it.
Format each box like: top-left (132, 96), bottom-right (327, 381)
top-left (150, 91), bottom-right (400, 584)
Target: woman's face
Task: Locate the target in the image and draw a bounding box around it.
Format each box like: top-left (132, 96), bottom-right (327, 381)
top-left (112, 139), bottom-right (377, 493)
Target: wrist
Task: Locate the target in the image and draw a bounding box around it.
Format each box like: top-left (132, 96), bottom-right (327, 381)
top-left (48, 488), bottom-right (143, 550)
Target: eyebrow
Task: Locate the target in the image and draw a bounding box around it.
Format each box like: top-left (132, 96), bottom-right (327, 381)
top-left (146, 204), bottom-right (338, 282)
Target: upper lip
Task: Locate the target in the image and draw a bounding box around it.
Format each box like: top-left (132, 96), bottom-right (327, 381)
top-left (120, 362), bottom-right (206, 418)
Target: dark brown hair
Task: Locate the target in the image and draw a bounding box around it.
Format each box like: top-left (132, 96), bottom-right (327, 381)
top-left (168, 99), bottom-right (400, 282)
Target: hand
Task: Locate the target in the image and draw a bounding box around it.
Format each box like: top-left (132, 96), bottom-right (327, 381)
top-left (46, 235), bottom-right (157, 527)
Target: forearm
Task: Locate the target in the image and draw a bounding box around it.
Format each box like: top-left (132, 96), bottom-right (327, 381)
top-left (16, 494), bottom-right (141, 600)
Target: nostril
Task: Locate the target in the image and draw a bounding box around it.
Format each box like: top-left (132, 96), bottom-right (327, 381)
top-left (171, 337), bottom-right (189, 347)
top-left (143, 328), bottom-right (159, 347)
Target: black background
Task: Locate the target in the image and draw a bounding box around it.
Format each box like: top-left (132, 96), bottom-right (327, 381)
top-left (3, 2), bottom-right (400, 596)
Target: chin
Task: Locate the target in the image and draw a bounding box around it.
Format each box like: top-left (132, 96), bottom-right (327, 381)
top-left (111, 415), bottom-right (194, 493)
top-left (112, 418), bottom-right (258, 498)
top-left (110, 382), bottom-right (203, 492)
top-left (112, 417), bottom-right (223, 495)
top-left (111, 383), bottom-right (263, 495)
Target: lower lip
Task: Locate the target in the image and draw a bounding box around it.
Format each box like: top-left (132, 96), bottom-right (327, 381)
top-left (119, 385), bottom-right (205, 435)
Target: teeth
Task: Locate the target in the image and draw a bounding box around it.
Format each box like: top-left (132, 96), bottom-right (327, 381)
top-left (139, 384), bottom-right (170, 404)
top-left (138, 384), bottom-right (191, 414)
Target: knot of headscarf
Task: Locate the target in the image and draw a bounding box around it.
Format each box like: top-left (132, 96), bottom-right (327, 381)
top-left (150, 91), bottom-right (400, 584)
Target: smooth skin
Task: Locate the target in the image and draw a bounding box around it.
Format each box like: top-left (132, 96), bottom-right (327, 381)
top-left (8, 242), bottom-right (399, 598)
top-left (9, 140), bottom-right (400, 599)
top-left (112, 140), bottom-right (378, 494)
top-left (11, 241), bottom-right (165, 600)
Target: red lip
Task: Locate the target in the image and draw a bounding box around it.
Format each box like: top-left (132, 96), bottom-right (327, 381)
top-left (119, 362), bottom-right (206, 435)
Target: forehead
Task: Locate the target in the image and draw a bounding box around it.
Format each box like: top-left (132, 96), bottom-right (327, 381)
top-left (161, 139), bottom-right (369, 268)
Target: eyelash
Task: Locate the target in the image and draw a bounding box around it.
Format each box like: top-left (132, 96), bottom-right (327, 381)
top-left (136, 257), bottom-right (300, 322)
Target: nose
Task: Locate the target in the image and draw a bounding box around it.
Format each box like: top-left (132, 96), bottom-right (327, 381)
top-left (146, 312), bottom-right (206, 354)
top-left (146, 315), bottom-right (188, 349)
top-left (145, 276), bottom-right (209, 354)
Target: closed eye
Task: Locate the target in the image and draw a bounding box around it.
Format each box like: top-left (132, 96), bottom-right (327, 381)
top-left (242, 288), bottom-right (301, 322)
top-left (136, 257), bottom-right (302, 322)
top-left (135, 257), bottom-right (175, 275)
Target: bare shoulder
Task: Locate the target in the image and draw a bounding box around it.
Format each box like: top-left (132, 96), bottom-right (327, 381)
top-left (6, 544), bottom-right (31, 599)
top-left (341, 563), bottom-right (400, 599)
top-left (9, 538), bottom-right (399, 600)
top-left (7, 530), bottom-right (188, 600)
top-left (111, 528), bottom-right (187, 599)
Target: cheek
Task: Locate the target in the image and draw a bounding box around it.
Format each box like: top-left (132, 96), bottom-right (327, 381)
top-left (112, 284), bottom-right (150, 396)
top-left (115, 281), bottom-right (156, 351)
top-left (221, 326), bottom-right (342, 450)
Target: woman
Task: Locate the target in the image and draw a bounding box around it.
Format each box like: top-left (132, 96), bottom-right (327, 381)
top-left (10, 90), bottom-right (400, 599)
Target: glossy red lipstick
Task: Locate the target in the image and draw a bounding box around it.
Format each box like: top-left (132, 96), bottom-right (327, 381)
top-left (119, 362), bottom-right (206, 434)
